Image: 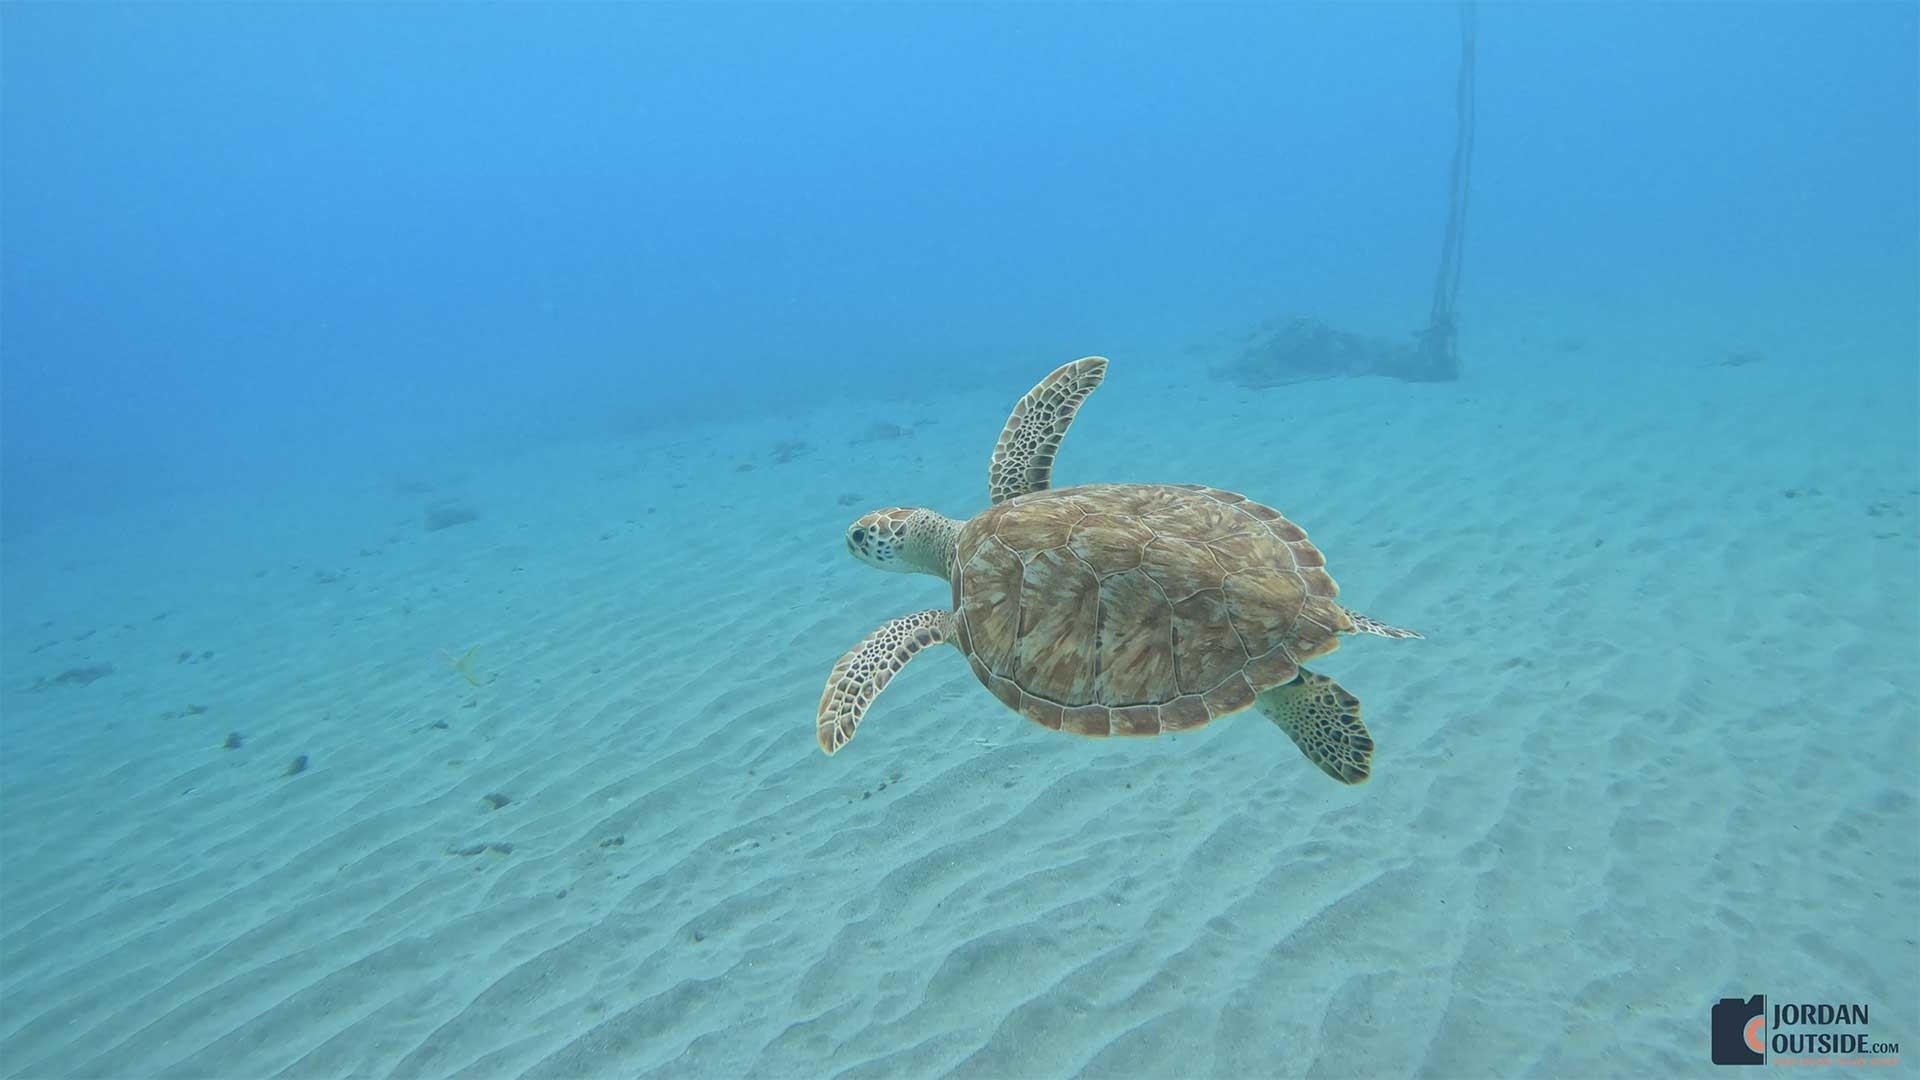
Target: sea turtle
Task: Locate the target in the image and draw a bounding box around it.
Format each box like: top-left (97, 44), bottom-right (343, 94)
top-left (816, 357), bottom-right (1422, 783)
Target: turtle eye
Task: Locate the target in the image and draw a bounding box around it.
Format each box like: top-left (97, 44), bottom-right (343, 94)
top-left (851, 528), bottom-right (867, 545)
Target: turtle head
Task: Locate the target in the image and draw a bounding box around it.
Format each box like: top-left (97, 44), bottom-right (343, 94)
top-left (846, 507), bottom-right (961, 580)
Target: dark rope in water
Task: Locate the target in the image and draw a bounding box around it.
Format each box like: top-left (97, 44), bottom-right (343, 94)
top-left (1419, 0), bottom-right (1477, 379)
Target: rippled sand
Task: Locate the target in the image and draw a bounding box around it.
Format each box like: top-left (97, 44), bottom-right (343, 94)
top-left (3, 348), bottom-right (1914, 1077)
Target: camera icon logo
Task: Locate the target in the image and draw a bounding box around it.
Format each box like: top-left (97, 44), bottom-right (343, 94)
top-left (1713, 995), bottom-right (1766, 1065)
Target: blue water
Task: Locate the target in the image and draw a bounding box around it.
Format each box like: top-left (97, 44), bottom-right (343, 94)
top-left (7, 1), bottom-right (1908, 538)
top-left (2, 4), bottom-right (1915, 1077)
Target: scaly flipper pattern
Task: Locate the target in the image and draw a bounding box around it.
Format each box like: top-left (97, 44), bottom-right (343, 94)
top-left (817, 609), bottom-right (954, 753)
top-left (987, 356), bottom-right (1108, 505)
top-left (1343, 608), bottom-right (1424, 639)
top-left (1256, 669), bottom-right (1373, 784)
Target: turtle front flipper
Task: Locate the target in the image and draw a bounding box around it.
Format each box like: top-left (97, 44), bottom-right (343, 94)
top-left (817, 609), bottom-right (955, 753)
top-left (988, 356), bottom-right (1108, 505)
top-left (1255, 669), bottom-right (1373, 784)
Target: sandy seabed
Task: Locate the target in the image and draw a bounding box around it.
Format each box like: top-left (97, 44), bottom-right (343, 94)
top-left (3, 342), bottom-right (1915, 1079)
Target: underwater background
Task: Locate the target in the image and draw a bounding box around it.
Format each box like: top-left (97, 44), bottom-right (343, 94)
top-left (2, 3), bottom-right (1915, 1077)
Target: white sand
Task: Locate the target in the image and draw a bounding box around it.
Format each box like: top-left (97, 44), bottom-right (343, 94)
top-left (2, 337), bottom-right (1915, 1078)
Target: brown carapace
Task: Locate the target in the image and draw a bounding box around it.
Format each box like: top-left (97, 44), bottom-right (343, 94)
top-left (819, 358), bottom-right (1421, 784)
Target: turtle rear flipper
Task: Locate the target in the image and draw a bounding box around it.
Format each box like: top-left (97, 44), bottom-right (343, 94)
top-left (1256, 670), bottom-right (1372, 784)
top-left (817, 610), bottom-right (955, 753)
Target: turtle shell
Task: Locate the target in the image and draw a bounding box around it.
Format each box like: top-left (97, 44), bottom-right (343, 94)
top-left (950, 482), bottom-right (1353, 737)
